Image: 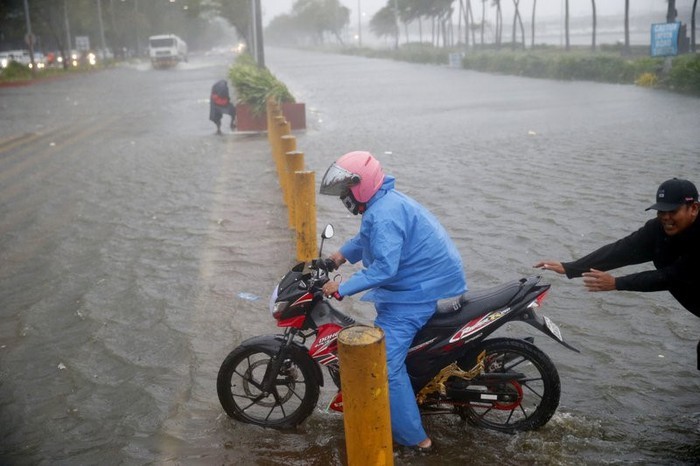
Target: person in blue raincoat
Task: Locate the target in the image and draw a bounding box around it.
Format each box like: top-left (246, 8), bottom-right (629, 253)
top-left (319, 151), bottom-right (467, 453)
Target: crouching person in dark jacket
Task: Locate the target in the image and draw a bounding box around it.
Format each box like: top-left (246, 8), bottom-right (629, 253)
top-left (210, 80), bottom-right (236, 135)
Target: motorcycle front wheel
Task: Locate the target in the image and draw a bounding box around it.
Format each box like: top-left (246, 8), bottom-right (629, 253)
top-left (216, 344), bottom-right (320, 428)
top-left (456, 338), bottom-right (561, 432)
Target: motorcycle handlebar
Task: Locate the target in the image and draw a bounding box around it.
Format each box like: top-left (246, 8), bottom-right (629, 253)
top-left (311, 258), bottom-right (337, 272)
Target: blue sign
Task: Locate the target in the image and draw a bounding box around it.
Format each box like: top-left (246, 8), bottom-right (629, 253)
top-left (650, 22), bottom-right (680, 57)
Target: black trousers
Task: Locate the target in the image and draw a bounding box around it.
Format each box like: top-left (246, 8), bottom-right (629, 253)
top-left (209, 102), bottom-right (236, 126)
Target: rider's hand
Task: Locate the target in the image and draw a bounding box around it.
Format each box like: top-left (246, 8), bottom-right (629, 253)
top-left (329, 251), bottom-right (346, 269)
top-left (534, 260), bottom-right (565, 275)
top-left (323, 258), bottom-right (338, 272)
top-left (322, 281), bottom-right (340, 298)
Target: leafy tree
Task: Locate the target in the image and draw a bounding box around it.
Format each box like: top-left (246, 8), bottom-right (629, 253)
top-left (216, 0), bottom-right (252, 52)
top-left (369, 5), bottom-right (399, 44)
top-left (1, 0), bottom-right (208, 57)
top-left (292, 0), bottom-right (350, 45)
top-left (265, 0), bottom-right (349, 46)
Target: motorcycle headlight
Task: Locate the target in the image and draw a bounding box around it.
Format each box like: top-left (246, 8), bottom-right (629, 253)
top-left (271, 301), bottom-right (290, 320)
top-left (269, 285), bottom-right (291, 320)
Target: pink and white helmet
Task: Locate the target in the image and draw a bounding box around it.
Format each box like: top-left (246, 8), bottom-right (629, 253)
top-left (320, 151), bottom-right (385, 203)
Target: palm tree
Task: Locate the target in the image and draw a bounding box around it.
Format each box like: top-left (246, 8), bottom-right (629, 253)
top-left (531, 0), bottom-right (537, 47)
top-left (459, 0), bottom-right (476, 49)
top-left (511, 0), bottom-right (525, 49)
top-left (564, 0), bottom-right (570, 50)
top-left (666, 0), bottom-right (677, 22)
top-left (493, 0), bottom-right (503, 48)
top-left (692, 0), bottom-right (697, 52)
top-left (590, 0), bottom-right (597, 51)
top-left (624, 0), bottom-right (630, 55)
top-left (480, 0), bottom-right (486, 45)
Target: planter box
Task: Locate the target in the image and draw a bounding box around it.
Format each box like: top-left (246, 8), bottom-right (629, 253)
top-left (235, 102), bottom-right (306, 132)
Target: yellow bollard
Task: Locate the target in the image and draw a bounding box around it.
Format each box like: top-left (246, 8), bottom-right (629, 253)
top-left (267, 99), bottom-right (281, 129)
top-left (285, 151), bottom-right (304, 229)
top-left (294, 171), bottom-right (317, 262)
top-left (280, 136), bottom-right (297, 206)
top-left (337, 326), bottom-right (394, 466)
top-left (275, 116), bottom-right (290, 195)
top-left (266, 98), bottom-right (275, 145)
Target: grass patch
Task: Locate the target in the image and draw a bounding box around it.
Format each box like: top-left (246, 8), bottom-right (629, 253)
top-left (330, 43), bottom-right (699, 96)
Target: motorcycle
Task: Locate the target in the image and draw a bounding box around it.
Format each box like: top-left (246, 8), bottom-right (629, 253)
top-left (217, 224), bottom-right (579, 433)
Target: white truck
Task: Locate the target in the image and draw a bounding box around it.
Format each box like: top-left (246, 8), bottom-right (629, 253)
top-left (148, 34), bottom-right (188, 69)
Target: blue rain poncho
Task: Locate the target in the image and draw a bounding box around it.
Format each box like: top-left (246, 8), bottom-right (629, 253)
top-left (338, 176), bottom-right (467, 302)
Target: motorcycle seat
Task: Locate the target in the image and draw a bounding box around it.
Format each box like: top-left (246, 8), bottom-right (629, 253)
top-left (432, 279), bottom-right (523, 324)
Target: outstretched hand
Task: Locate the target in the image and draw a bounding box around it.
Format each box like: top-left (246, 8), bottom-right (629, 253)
top-left (533, 260), bottom-right (565, 275)
top-left (582, 269), bottom-right (616, 292)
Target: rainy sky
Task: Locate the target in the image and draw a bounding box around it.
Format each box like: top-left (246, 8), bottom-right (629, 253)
top-left (261, 0), bottom-right (671, 26)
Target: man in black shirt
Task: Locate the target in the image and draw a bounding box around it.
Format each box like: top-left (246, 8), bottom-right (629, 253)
top-left (534, 178), bottom-right (699, 368)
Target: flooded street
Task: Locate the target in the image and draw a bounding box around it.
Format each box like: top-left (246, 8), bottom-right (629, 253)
top-left (0, 47), bottom-right (698, 465)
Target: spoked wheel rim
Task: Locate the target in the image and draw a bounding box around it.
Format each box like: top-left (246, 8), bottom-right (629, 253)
top-left (241, 359), bottom-right (296, 408)
top-left (217, 346), bottom-right (319, 428)
top-left (456, 338), bottom-right (560, 432)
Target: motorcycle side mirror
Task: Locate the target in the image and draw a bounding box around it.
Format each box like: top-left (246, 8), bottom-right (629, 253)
top-left (318, 224), bottom-right (334, 258)
top-left (322, 224), bottom-right (334, 240)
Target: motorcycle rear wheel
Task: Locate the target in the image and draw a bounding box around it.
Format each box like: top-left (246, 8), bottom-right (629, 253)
top-left (216, 345), bottom-right (320, 428)
top-left (456, 338), bottom-right (560, 432)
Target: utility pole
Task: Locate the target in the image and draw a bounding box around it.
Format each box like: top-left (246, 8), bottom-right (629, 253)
top-left (22, 0), bottom-right (36, 75)
top-left (251, 0), bottom-right (265, 67)
top-left (64, 0), bottom-right (72, 55)
top-left (134, 0), bottom-right (140, 56)
top-left (96, 0), bottom-right (107, 52)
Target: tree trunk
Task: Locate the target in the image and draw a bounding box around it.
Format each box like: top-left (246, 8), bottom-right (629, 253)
top-left (496, 2), bottom-right (502, 48)
top-left (531, 0), bottom-right (537, 47)
top-left (667, 0), bottom-right (677, 23)
top-left (480, 0), bottom-right (485, 46)
top-left (692, 0), bottom-right (697, 52)
top-left (565, 0), bottom-right (570, 51)
top-left (591, 0), bottom-right (596, 52)
top-left (511, 0), bottom-right (524, 49)
top-left (624, 0), bottom-right (630, 55)
top-left (469, 1), bottom-right (476, 46)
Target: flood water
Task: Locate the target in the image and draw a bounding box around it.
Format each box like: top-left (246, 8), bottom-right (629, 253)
top-left (0, 47), bottom-right (698, 465)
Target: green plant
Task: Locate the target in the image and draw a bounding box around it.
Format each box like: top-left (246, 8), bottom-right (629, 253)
top-left (228, 53), bottom-right (295, 116)
top-left (666, 54), bottom-right (700, 95)
top-left (0, 61), bottom-right (32, 81)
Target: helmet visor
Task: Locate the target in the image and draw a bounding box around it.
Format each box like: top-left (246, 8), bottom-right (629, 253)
top-left (319, 163), bottom-right (360, 196)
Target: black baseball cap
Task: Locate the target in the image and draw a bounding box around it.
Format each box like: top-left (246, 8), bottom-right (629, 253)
top-left (646, 178), bottom-right (698, 211)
